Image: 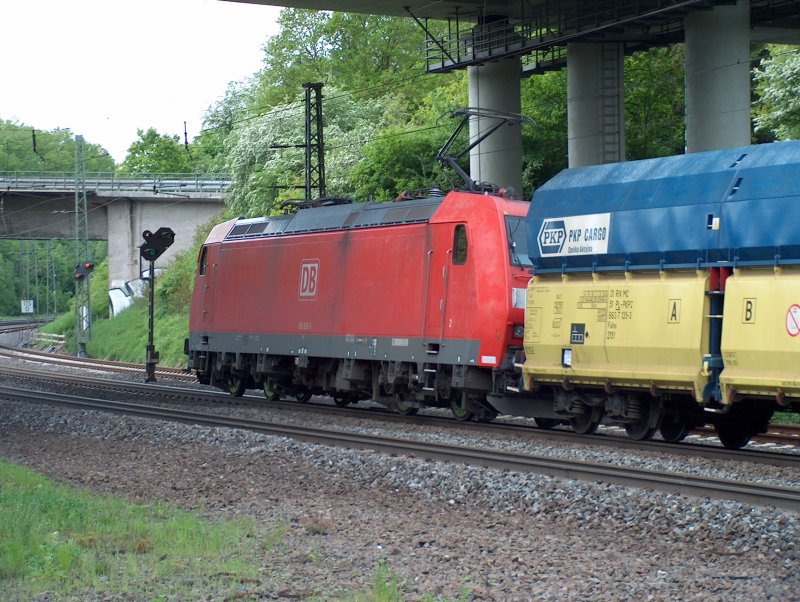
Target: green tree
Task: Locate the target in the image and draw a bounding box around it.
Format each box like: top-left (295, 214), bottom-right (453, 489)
top-left (249, 9), bottom-right (437, 113)
top-left (192, 82), bottom-right (253, 172)
top-left (349, 125), bottom-right (455, 201)
top-left (521, 69), bottom-right (568, 193)
top-left (625, 46), bottom-right (685, 160)
top-left (0, 120), bottom-right (114, 172)
top-left (120, 128), bottom-right (194, 174)
top-left (253, 9), bottom-right (333, 107)
top-left (0, 239), bottom-right (99, 317)
top-left (754, 45), bottom-right (800, 140)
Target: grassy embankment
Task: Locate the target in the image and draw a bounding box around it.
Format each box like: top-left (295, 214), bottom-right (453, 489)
top-left (0, 461), bottom-right (438, 600)
top-left (0, 460), bottom-right (262, 599)
top-left (39, 223), bottom-right (207, 369)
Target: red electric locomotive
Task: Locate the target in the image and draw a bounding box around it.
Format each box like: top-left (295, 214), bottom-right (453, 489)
top-left (186, 190), bottom-right (531, 420)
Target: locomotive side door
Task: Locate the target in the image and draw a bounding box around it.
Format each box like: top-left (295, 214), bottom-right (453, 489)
top-left (199, 245), bottom-right (216, 330)
top-left (421, 223), bottom-right (466, 353)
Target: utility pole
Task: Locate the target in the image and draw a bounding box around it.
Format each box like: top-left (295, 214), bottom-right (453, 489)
top-left (46, 239), bottom-right (57, 318)
top-left (303, 82), bottom-right (326, 200)
top-left (73, 135), bottom-right (92, 357)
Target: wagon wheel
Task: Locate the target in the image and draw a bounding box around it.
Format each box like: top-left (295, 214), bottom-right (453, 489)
top-left (227, 374), bottom-right (246, 398)
top-left (451, 393), bottom-right (475, 422)
top-left (658, 415), bottom-right (691, 443)
top-left (263, 380), bottom-right (280, 401)
top-left (333, 394), bottom-right (350, 408)
top-left (624, 398), bottom-right (658, 441)
top-left (716, 421), bottom-right (751, 450)
top-left (534, 417), bottom-right (561, 430)
top-left (570, 406), bottom-right (602, 435)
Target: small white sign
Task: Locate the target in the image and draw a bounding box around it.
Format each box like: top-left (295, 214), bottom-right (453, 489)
top-left (537, 212), bottom-right (611, 258)
top-left (20, 299), bottom-right (34, 314)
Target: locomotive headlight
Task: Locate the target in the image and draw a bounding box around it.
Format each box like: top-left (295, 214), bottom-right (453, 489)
top-left (512, 324), bottom-right (525, 339)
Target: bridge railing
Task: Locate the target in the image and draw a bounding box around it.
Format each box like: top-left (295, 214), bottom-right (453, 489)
top-left (0, 172), bottom-right (231, 194)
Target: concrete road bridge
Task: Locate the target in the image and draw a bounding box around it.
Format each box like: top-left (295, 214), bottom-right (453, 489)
top-left (0, 172), bottom-right (228, 289)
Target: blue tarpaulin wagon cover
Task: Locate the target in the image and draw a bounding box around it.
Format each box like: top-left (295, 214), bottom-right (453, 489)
top-left (526, 141), bottom-right (800, 273)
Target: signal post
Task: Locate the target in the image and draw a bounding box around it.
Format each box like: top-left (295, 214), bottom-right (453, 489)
top-left (140, 227), bottom-right (175, 382)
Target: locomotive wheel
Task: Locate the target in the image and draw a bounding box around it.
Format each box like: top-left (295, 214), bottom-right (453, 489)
top-left (292, 387), bottom-right (312, 403)
top-left (333, 394), bottom-right (350, 408)
top-left (716, 422), bottom-right (751, 450)
top-left (396, 401), bottom-right (418, 416)
top-left (534, 418), bottom-right (560, 430)
top-left (451, 394), bottom-right (475, 422)
top-left (659, 416), bottom-right (691, 443)
top-left (394, 391), bottom-right (418, 416)
top-left (263, 381), bottom-right (280, 401)
top-left (227, 374), bottom-right (246, 398)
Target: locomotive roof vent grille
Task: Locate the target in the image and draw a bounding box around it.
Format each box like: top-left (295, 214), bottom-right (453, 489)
top-left (224, 197), bottom-right (445, 241)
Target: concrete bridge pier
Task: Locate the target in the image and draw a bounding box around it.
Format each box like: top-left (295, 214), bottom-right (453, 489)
top-left (567, 42), bottom-right (626, 168)
top-left (106, 198), bottom-right (224, 289)
top-left (685, 0), bottom-right (751, 152)
top-left (467, 57), bottom-right (523, 196)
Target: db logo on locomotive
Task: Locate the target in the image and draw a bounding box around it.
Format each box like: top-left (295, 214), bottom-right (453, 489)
top-left (299, 259), bottom-right (319, 299)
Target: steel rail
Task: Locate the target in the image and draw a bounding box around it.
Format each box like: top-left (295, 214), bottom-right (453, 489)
top-left (0, 362), bottom-right (798, 469)
top-left (2, 385), bottom-right (799, 512)
top-left (0, 345), bottom-right (193, 380)
top-left (3, 342), bottom-right (798, 448)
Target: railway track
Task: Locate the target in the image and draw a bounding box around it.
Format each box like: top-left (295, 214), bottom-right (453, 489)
top-left (2, 383), bottom-right (798, 511)
top-left (2, 332), bottom-right (800, 453)
top-left (0, 361), bottom-right (798, 470)
top-left (2, 341), bottom-right (799, 447)
top-left (0, 343), bottom-right (194, 381)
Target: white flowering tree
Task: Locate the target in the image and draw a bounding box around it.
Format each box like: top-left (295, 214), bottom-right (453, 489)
top-left (223, 89), bottom-right (388, 217)
top-left (754, 46), bottom-right (800, 140)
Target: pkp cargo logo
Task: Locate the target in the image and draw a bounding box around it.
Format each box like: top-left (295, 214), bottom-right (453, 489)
top-left (536, 212), bottom-right (611, 258)
top-left (299, 259), bottom-right (319, 299)
top-left (537, 219), bottom-right (567, 255)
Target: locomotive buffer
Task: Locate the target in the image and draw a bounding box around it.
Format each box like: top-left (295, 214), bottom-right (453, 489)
top-left (140, 227), bottom-right (175, 382)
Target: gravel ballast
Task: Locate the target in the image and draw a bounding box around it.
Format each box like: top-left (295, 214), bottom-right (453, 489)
top-left (1, 385), bottom-right (798, 601)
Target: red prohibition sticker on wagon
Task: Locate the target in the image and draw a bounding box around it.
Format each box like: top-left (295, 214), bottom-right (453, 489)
top-left (786, 304), bottom-right (800, 337)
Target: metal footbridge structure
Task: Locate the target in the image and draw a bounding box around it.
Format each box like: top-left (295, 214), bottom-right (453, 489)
top-left (0, 172), bottom-right (230, 199)
top-left (0, 171), bottom-right (229, 290)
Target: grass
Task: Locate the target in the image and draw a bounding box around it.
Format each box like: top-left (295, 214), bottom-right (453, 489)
top-left (0, 461), bottom-right (470, 601)
top-left (0, 461), bottom-right (265, 600)
top-left (774, 411), bottom-right (800, 424)
top-left (86, 298), bottom-right (189, 367)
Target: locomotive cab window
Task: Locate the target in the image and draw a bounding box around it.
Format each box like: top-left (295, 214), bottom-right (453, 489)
top-left (198, 246), bottom-right (208, 276)
top-left (453, 224), bottom-right (468, 264)
top-left (505, 217), bottom-right (533, 267)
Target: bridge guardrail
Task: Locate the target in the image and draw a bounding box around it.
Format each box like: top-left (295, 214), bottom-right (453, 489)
top-left (0, 172), bottom-right (231, 195)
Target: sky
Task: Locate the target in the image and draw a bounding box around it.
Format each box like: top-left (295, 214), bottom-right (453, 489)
top-left (2, 0), bottom-right (282, 163)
